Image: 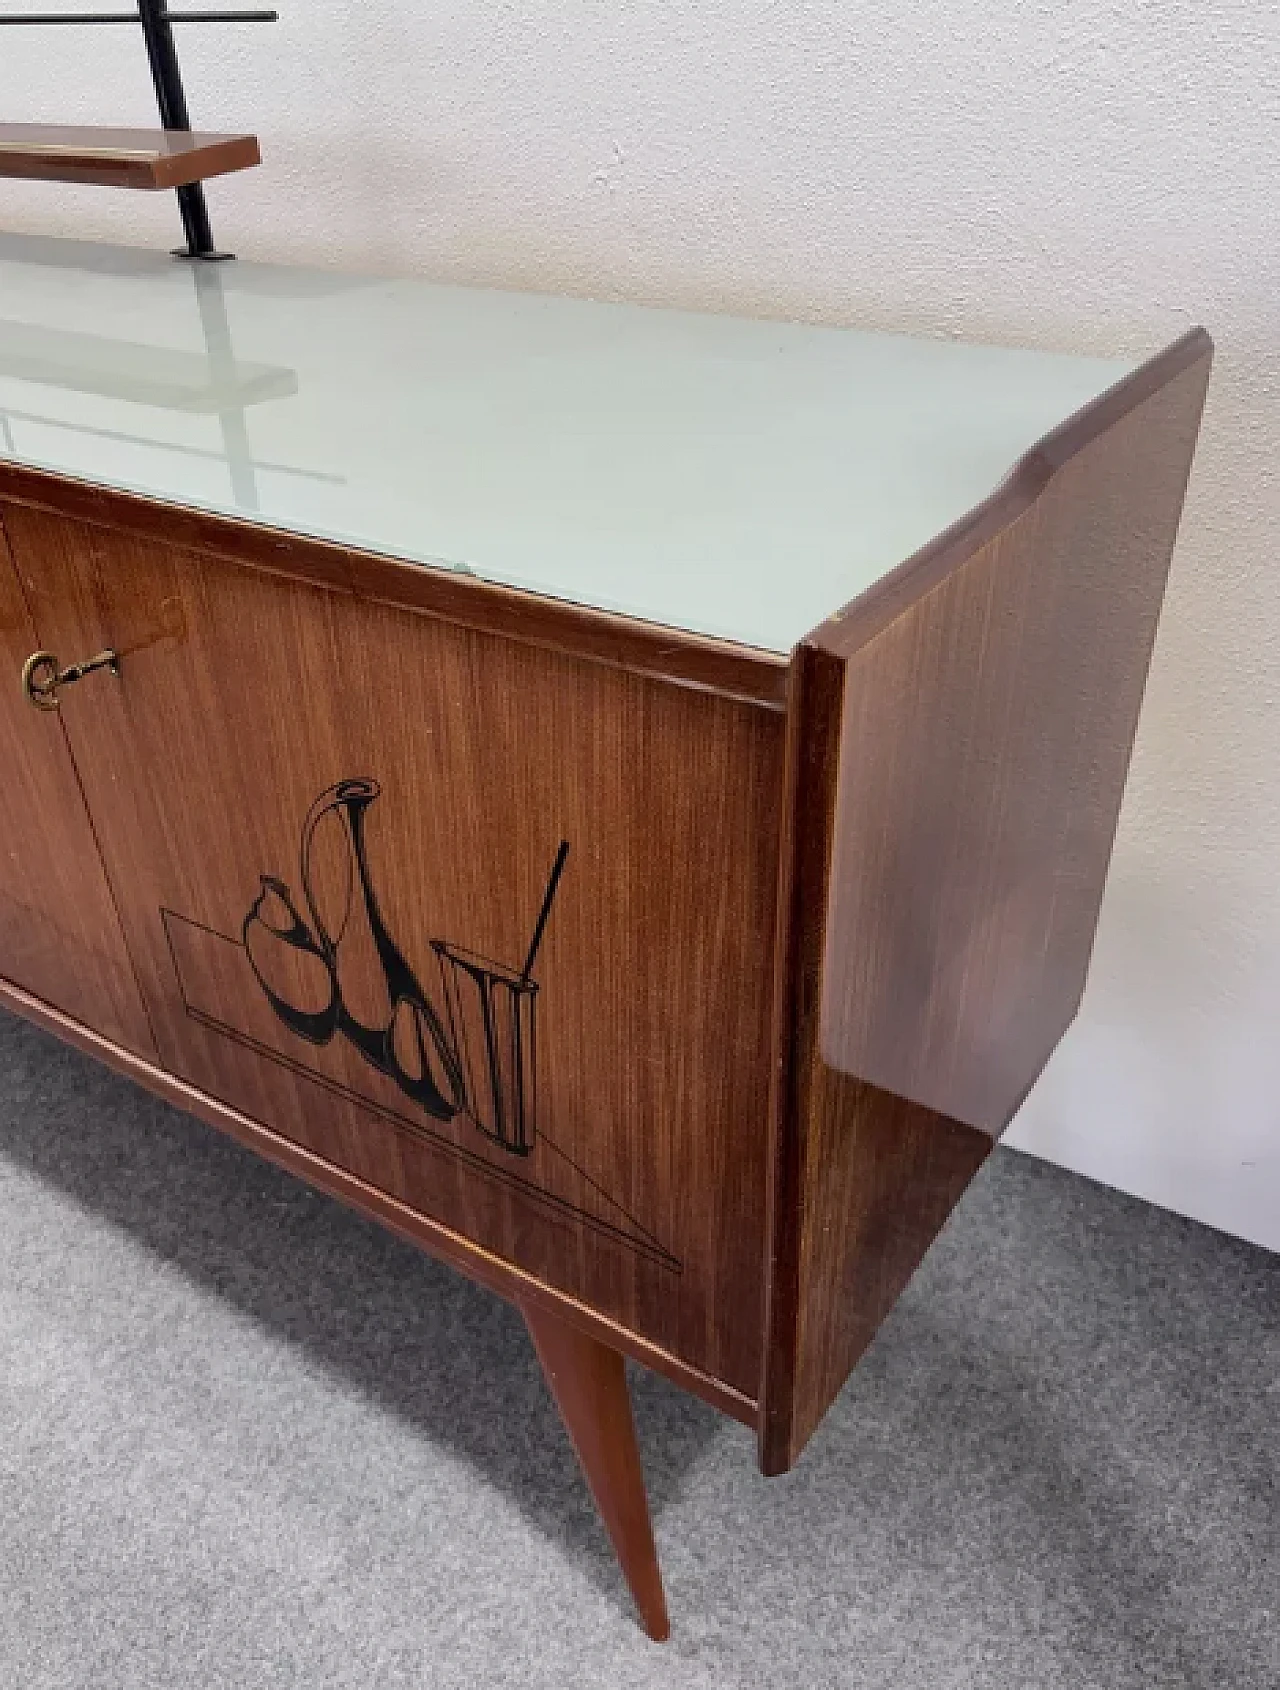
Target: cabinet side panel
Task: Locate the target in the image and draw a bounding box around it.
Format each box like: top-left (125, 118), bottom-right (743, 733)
top-left (817, 346), bottom-right (1213, 1137)
top-left (10, 505), bottom-right (783, 1399)
top-left (0, 507), bottom-right (154, 1053)
top-left (762, 336), bottom-right (1212, 1471)
top-left (760, 645), bottom-right (990, 1471)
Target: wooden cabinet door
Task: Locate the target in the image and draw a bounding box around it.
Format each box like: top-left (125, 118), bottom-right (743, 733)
top-left (0, 507), bottom-right (154, 1052)
top-left (8, 503), bottom-right (783, 1399)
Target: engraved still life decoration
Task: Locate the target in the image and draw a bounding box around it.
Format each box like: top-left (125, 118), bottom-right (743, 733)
top-left (161, 778), bottom-right (680, 1271)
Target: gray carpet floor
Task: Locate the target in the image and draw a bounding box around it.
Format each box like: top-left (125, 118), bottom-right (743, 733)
top-left (0, 1007), bottom-right (1276, 1690)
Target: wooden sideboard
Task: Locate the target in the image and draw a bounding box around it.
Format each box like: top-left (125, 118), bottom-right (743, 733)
top-left (0, 232), bottom-right (1211, 1640)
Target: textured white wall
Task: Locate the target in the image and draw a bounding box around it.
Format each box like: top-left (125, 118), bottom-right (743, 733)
top-left (2, 2), bottom-right (1278, 1248)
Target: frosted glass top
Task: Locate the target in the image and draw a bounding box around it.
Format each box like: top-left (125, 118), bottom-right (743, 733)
top-left (0, 233), bottom-right (1133, 654)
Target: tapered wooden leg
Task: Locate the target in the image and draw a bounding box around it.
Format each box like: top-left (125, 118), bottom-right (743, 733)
top-left (519, 1298), bottom-right (670, 1641)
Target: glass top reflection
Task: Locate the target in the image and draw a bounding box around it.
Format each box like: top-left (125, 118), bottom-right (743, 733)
top-left (0, 233), bottom-right (1133, 653)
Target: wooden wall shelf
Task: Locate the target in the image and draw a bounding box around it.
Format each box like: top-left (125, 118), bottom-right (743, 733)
top-left (0, 123), bottom-right (260, 191)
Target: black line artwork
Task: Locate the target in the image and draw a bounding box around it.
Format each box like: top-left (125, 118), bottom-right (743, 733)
top-left (243, 779), bottom-right (467, 1123)
top-left (163, 778), bottom-right (680, 1272)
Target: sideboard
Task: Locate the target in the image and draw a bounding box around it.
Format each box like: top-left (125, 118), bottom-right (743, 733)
top-left (0, 231), bottom-right (1211, 1640)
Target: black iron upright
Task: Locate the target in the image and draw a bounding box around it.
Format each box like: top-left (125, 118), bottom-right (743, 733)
top-left (136, 0), bottom-right (220, 257)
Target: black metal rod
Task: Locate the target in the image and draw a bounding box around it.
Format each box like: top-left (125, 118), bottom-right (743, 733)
top-left (135, 0), bottom-right (220, 257)
top-left (137, 0), bottom-right (192, 128)
top-left (0, 11), bottom-right (277, 22)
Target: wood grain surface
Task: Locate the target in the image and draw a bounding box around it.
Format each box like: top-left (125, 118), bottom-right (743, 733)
top-left (760, 330), bottom-right (1213, 1473)
top-left (5, 503), bottom-right (785, 1402)
top-left (0, 124), bottom-right (261, 191)
top-left (0, 511), bottom-right (154, 1052)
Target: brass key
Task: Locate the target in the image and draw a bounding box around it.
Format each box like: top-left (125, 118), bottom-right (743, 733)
top-left (21, 648), bottom-right (119, 712)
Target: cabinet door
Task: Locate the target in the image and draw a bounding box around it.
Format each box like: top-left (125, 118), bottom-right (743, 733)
top-left (9, 503), bottom-right (783, 1399)
top-left (0, 508), bottom-right (154, 1052)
